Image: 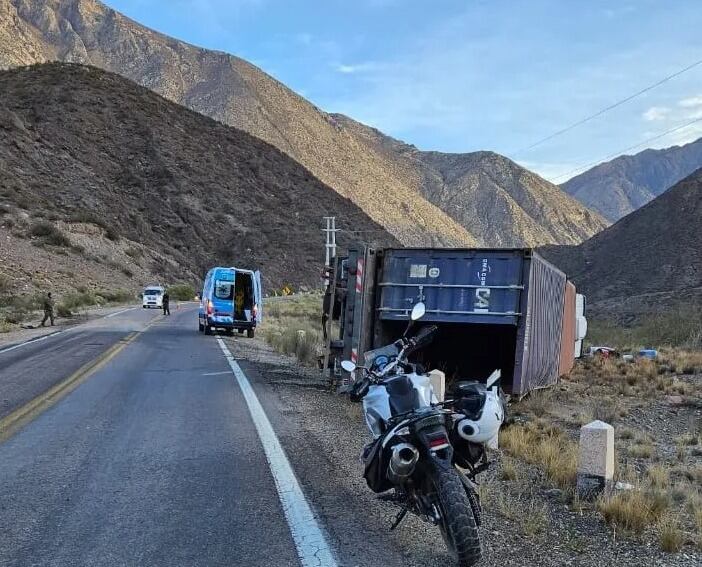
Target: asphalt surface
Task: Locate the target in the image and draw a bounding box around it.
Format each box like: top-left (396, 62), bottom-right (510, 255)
top-left (0, 307), bottom-right (159, 421)
top-left (0, 307), bottom-right (303, 567)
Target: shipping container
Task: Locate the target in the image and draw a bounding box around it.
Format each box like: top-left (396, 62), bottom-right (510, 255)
top-left (323, 246), bottom-right (586, 397)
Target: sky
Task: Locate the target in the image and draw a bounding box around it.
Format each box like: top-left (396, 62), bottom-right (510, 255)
top-left (106, 0), bottom-right (702, 181)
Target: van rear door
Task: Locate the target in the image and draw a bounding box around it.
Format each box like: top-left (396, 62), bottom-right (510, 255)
top-left (254, 270), bottom-right (263, 323)
top-left (211, 270), bottom-right (235, 324)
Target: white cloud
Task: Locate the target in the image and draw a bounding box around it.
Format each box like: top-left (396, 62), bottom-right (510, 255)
top-left (678, 95), bottom-right (702, 108)
top-left (294, 33), bottom-right (313, 46)
top-left (642, 106), bottom-right (670, 121)
top-left (334, 62), bottom-right (379, 74)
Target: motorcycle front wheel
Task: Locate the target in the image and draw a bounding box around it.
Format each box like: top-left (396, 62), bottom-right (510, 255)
top-left (426, 462), bottom-right (482, 566)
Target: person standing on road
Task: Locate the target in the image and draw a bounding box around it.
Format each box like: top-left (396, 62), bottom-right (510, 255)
top-left (41, 292), bottom-right (55, 327)
top-left (162, 290), bottom-right (171, 316)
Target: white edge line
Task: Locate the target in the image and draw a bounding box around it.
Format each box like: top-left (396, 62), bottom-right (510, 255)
top-left (105, 307), bottom-right (136, 319)
top-left (0, 330), bottom-right (64, 355)
top-left (217, 338), bottom-right (337, 567)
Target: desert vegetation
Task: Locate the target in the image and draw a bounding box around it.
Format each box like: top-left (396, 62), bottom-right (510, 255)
top-left (498, 352), bottom-right (702, 553)
top-left (167, 284), bottom-right (196, 301)
top-left (0, 286), bottom-right (135, 331)
top-left (260, 294), bottom-right (324, 366)
top-left (588, 311), bottom-right (702, 350)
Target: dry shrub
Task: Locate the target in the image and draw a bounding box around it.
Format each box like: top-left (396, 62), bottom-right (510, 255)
top-left (501, 421), bottom-right (578, 489)
top-left (261, 294), bottom-right (324, 366)
top-left (515, 389), bottom-right (555, 418)
top-left (597, 488), bottom-right (669, 534)
top-left (694, 498), bottom-right (702, 550)
top-left (658, 514), bottom-right (684, 552)
top-left (499, 458), bottom-right (518, 481)
top-left (646, 465), bottom-right (669, 489)
top-left (494, 492), bottom-right (548, 536)
top-left (628, 443), bottom-right (654, 459)
top-left (522, 498), bottom-right (549, 536)
top-left (619, 428), bottom-right (634, 440)
top-left (662, 350), bottom-right (702, 375)
top-left (674, 432), bottom-right (699, 446)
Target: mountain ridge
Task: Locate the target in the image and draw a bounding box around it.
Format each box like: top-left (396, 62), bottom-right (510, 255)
top-left (541, 167), bottom-right (702, 317)
top-left (562, 137), bottom-right (702, 221)
top-left (0, 0), bottom-right (607, 247)
top-left (0, 62), bottom-right (397, 294)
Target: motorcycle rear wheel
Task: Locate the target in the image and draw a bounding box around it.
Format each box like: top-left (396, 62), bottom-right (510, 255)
top-left (427, 462), bottom-right (482, 566)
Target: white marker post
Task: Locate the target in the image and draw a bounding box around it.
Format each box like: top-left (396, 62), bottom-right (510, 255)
top-left (577, 420), bottom-right (614, 499)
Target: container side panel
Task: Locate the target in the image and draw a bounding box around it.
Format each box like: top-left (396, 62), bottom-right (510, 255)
top-left (378, 249), bottom-right (524, 325)
top-left (519, 254), bottom-right (567, 395)
top-left (559, 281), bottom-right (577, 377)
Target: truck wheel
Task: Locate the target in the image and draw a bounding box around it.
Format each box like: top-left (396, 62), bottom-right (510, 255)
top-left (427, 463), bottom-right (482, 566)
top-left (204, 325), bottom-right (213, 336)
top-left (198, 322), bottom-right (204, 333)
top-left (247, 329), bottom-right (255, 339)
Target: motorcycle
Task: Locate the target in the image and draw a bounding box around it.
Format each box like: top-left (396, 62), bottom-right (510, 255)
top-left (340, 302), bottom-right (505, 567)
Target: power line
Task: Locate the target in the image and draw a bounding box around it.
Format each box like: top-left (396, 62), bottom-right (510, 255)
top-left (511, 56), bottom-right (702, 157)
top-left (549, 116), bottom-right (702, 183)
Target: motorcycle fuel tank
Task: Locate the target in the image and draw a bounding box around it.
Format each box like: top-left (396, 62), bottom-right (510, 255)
top-left (363, 373), bottom-right (437, 437)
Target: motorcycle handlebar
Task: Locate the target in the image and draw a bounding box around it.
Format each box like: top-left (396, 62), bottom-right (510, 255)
top-left (408, 325), bottom-right (439, 350)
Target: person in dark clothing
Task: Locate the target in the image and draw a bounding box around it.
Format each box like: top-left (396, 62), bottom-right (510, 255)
top-left (41, 292), bottom-right (55, 326)
top-left (162, 291), bottom-right (171, 316)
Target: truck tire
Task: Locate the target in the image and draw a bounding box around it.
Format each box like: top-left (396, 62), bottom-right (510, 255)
top-left (204, 325), bottom-right (213, 336)
top-left (198, 322), bottom-right (204, 333)
top-left (427, 462), bottom-right (482, 566)
top-left (247, 329), bottom-right (255, 339)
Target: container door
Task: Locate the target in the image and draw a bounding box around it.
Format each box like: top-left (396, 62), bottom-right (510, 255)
top-left (254, 270), bottom-right (263, 323)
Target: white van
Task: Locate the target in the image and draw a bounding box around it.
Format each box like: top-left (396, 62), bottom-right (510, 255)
top-left (142, 285), bottom-right (165, 309)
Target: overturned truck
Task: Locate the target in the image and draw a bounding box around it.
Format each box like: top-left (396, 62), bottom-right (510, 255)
top-left (323, 246), bottom-right (587, 397)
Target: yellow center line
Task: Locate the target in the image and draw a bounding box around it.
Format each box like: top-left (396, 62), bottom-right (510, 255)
top-left (0, 314), bottom-right (163, 443)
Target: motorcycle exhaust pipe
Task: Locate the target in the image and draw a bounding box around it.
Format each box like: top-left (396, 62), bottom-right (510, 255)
top-left (456, 418), bottom-right (480, 442)
top-left (387, 443), bottom-right (419, 484)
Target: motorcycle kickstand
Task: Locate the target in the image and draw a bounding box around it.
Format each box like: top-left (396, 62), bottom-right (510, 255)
top-left (390, 506), bottom-right (409, 530)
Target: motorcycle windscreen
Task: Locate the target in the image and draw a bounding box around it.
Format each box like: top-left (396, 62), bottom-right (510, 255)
top-left (363, 343), bottom-right (399, 371)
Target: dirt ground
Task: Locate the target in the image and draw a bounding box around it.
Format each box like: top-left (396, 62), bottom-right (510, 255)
top-left (227, 334), bottom-right (701, 566)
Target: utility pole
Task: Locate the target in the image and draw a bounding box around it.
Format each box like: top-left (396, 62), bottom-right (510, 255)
top-left (322, 216), bottom-right (338, 286)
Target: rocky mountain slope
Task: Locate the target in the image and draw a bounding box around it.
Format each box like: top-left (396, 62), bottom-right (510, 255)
top-left (0, 63), bottom-right (396, 295)
top-left (562, 137), bottom-right (702, 221)
top-left (542, 168), bottom-right (702, 316)
top-left (0, 0), bottom-right (607, 247)
top-left (337, 115), bottom-right (604, 246)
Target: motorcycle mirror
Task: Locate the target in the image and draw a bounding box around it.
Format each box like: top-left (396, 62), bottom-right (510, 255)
top-left (341, 360), bottom-right (356, 373)
top-left (410, 302), bottom-right (426, 321)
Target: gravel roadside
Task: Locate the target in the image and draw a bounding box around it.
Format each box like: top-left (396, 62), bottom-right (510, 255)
top-left (226, 335), bottom-right (701, 566)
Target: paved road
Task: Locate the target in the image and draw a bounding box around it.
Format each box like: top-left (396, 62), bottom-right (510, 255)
top-left (0, 307), bottom-right (160, 421)
top-left (0, 307), bottom-right (315, 567)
